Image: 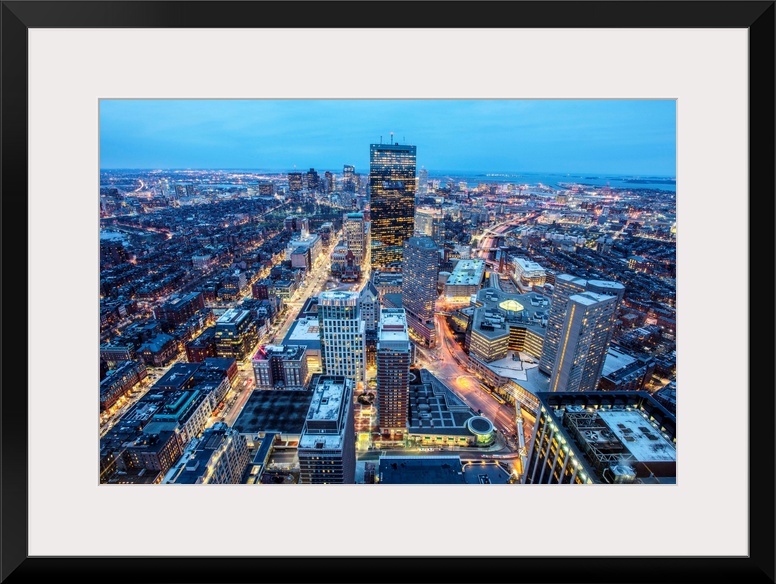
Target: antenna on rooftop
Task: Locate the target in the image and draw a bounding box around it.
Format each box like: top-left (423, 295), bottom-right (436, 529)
top-left (390, 132), bottom-right (394, 144)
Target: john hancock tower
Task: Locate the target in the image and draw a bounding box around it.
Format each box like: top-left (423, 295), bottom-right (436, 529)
top-left (369, 137), bottom-right (417, 270)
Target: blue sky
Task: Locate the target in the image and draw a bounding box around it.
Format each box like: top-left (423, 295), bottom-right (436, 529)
top-left (100, 99), bottom-right (676, 176)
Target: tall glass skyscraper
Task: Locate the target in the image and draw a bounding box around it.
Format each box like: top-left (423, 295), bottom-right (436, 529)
top-left (369, 140), bottom-right (417, 269)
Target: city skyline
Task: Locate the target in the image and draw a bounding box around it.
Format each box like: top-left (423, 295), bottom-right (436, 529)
top-left (99, 97), bottom-right (677, 487)
top-left (100, 99), bottom-right (676, 175)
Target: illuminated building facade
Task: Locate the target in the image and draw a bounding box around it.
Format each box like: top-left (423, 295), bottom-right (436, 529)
top-left (123, 430), bottom-right (182, 481)
top-left (343, 164), bottom-right (356, 192)
top-left (369, 140), bottom-right (417, 269)
top-left (153, 291), bottom-right (205, 326)
top-left (251, 344), bottom-right (309, 390)
top-left (150, 389), bottom-right (212, 445)
top-left (512, 257), bottom-right (548, 292)
top-left (323, 171), bottom-right (334, 194)
top-left (524, 391), bottom-right (676, 484)
top-left (298, 376), bottom-right (356, 484)
top-left (214, 308), bottom-right (259, 361)
top-left (163, 422), bottom-right (250, 484)
top-left (287, 172), bottom-right (303, 193)
top-left (376, 309), bottom-right (412, 438)
top-left (548, 292), bottom-right (619, 393)
top-left (318, 290), bottom-right (366, 388)
top-left (465, 287), bottom-right (549, 364)
top-left (401, 236), bottom-right (439, 347)
top-left (343, 212), bottom-right (366, 265)
top-left (539, 274), bottom-right (624, 377)
top-left (306, 168), bottom-right (319, 192)
top-left (443, 259), bottom-right (486, 303)
top-left (185, 326), bottom-right (217, 363)
top-left (359, 280), bottom-right (380, 332)
top-left (99, 360), bottom-right (148, 411)
top-left (414, 207), bottom-right (445, 246)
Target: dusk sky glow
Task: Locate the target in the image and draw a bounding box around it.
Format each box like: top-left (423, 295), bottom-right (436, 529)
top-left (100, 99), bottom-right (676, 176)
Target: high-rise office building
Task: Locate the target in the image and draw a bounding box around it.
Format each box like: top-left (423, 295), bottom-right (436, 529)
top-left (298, 375), bottom-right (356, 484)
top-left (524, 391), bottom-right (676, 484)
top-left (548, 291), bottom-right (619, 393)
top-left (359, 281), bottom-right (380, 332)
top-left (323, 171), bottom-right (334, 194)
top-left (306, 168), bottom-right (320, 192)
top-left (418, 166), bottom-right (429, 196)
top-left (539, 274), bottom-right (624, 377)
top-left (369, 139), bottom-right (417, 269)
top-left (214, 308), bottom-right (259, 361)
top-left (343, 164), bottom-right (356, 192)
top-left (288, 172), bottom-right (303, 193)
top-left (360, 281), bottom-right (381, 373)
top-left (376, 308), bottom-right (412, 438)
top-left (414, 207), bottom-right (445, 246)
top-left (343, 212), bottom-right (366, 265)
top-left (318, 290), bottom-right (366, 388)
top-left (402, 236), bottom-right (439, 348)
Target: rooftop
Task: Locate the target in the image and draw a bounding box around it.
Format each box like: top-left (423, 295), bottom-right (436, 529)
top-left (252, 344), bottom-right (306, 362)
top-left (514, 257), bottom-right (546, 272)
top-left (446, 259), bottom-right (486, 287)
top-left (536, 392), bottom-right (677, 482)
top-left (408, 370), bottom-right (481, 432)
top-left (153, 363), bottom-right (200, 390)
top-left (283, 317), bottom-right (321, 347)
top-left (306, 377), bottom-right (347, 423)
top-left (319, 290), bottom-right (359, 306)
top-left (569, 291), bottom-right (613, 306)
top-left (298, 376), bottom-right (352, 450)
top-left (601, 347), bottom-right (638, 377)
top-left (378, 309), bottom-right (409, 342)
top-left (470, 287), bottom-right (549, 340)
top-left (480, 351), bottom-right (541, 382)
top-left (232, 390), bottom-right (313, 435)
top-left (588, 279), bottom-right (626, 292)
top-left (378, 456), bottom-right (466, 485)
top-left (216, 308), bottom-right (250, 325)
top-left (596, 410), bottom-right (676, 462)
top-left (407, 236), bottom-right (438, 250)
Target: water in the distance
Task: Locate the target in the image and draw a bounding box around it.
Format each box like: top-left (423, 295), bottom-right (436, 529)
top-left (430, 171), bottom-right (676, 192)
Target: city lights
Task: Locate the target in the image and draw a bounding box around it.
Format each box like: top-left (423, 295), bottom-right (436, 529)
top-left (100, 100), bottom-right (676, 487)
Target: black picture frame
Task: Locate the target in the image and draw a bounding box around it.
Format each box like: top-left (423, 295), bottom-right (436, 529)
top-left (2, 2), bottom-right (773, 583)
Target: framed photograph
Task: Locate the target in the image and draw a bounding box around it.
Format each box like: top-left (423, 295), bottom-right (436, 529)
top-left (3, 1), bottom-right (773, 583)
